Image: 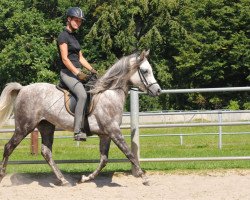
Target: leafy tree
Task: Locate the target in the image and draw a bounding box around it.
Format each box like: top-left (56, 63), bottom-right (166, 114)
top-left (0, 0), bottom-right (62, 90)
top-left (169, 0), bottom-right (250, 109)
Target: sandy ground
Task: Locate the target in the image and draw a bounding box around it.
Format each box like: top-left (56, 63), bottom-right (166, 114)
top-left (1, 170), bottom-right (250, 200)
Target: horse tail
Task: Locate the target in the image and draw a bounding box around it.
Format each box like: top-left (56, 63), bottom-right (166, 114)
top-left (0, 82), bottom-right (23, 127)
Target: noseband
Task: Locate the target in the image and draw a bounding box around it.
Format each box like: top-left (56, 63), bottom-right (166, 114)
top-left (138, 67), bottom-right (158, 95)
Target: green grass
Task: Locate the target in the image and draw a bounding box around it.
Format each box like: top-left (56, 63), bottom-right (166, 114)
top-left (1, 125), bottom-right (250, 174)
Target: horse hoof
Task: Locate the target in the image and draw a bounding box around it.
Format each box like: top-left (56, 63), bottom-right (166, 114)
top-left (78, 175), bottom-right (90, 183)
top-left (141, 174), bottom-right (150, 186)
top-left (142, 179), bottom-right (150, 186)
top-left (55, 179), bottom-right (70, 186)
top-left (62, 181), bottom-right (71, 187)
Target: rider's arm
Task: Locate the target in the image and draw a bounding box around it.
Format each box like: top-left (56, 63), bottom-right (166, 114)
top-left (59, 43), bottom-right (80, 76)
top-left (79, 51), bottom-right (94, 71)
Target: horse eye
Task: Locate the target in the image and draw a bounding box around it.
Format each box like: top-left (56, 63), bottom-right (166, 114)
top-left (141, 69), bottom-right (148, 74)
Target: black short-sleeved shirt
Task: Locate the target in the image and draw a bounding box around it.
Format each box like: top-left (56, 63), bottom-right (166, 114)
top-left (57, 28), bottom-right (82, 69)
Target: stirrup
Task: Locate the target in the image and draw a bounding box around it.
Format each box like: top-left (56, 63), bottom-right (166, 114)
top-left (74, 132), bottom-right (87, 141)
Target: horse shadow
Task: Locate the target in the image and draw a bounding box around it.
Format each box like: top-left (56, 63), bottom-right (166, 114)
top-left (88, 172), bottom-right (124, 188)
top-left (7, 171), bottom-right (125, 188)
top-left (8, 173), bottom-right (55, 188)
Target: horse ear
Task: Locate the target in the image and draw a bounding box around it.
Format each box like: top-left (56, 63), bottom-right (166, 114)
top-left (145, 49), bottom-right (150, 57)
top-left (137, 50), bottom-right (146, 63)
top-left (136, 49), bottom-right (150, 65)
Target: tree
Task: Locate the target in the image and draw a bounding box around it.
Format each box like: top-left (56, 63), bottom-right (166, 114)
top-left (169, 0), bottom-right (250, 109)
top-left (0, 0), bottom-right (62, 90)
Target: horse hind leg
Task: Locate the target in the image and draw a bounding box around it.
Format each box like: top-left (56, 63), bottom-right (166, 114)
top-left (0, 127), bottom-right (29, 183)
top-left (38, 120), bottom-right (69, 186)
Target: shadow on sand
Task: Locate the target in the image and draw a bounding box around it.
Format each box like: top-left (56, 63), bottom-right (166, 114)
top-left (8, 171), bottom-right (129, 188)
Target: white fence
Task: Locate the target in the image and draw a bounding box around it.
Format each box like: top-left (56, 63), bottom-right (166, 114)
top-left (0, 86), bottom-right (249, 167)
top-left (129, 86), bottom-right (250, 172)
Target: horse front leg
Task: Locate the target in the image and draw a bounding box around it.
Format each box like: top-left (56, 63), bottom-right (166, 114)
top-left (110, 130), bottom-right (149, 185)
top-left (79, 135), bottom-right (111, 183)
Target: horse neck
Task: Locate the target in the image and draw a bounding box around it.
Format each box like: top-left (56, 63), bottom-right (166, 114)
top-left (105, 87), bottom-right (128, 105)
top-left (90, 87), bottom-right (128, 115)
top-left (111, 88), bottom-right (128, 111)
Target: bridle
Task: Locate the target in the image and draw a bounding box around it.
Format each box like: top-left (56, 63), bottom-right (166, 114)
top-left (138, 66), bottom-right (158, 96)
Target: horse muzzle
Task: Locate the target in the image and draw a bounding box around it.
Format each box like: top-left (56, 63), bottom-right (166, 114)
top-left (147, 83), bottom-right (162, 97)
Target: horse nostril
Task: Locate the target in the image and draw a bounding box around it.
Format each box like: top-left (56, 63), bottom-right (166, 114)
top-left (158, 88), bottom-right (162, 94)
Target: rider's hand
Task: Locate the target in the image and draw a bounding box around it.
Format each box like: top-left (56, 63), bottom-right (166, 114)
top-left (77, 71), bottom-right (87, 81)
top-left (90, 68), bottom-right (97, 74)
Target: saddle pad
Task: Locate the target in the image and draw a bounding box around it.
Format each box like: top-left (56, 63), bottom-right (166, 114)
top-left (56, 85), bottom-right (76, 116)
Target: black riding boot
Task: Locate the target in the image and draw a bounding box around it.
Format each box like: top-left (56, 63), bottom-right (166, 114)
top-left (74, 131), bottom-right (87, 141)
top-left (74, 111), bottom-right (87, 141)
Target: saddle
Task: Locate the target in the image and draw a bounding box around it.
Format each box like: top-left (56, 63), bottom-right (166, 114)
top-left (56, 74), bottom-right (98, 136)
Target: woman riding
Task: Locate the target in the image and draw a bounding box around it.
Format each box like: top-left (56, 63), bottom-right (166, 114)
top-left (57, 7), bottom-right (97, 141)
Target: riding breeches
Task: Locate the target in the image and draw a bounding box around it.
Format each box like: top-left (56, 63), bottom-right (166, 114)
top-left (60, 69), bottom-right (87, 133)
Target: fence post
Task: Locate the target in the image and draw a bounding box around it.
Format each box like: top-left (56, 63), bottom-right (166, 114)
top-left (130, 88), bottom-right (140, 176)
top-left (180, 134), bottom-right (183, 146)
top-left (218, 112), bottom-right (223, 150)
top-left (31, 128), bottom-right (39, 155)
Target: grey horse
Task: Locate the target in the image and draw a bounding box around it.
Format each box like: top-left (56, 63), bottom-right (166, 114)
top-left (0, 50), bottom-right (161, 185)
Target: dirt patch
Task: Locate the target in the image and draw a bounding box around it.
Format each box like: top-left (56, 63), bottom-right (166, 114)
top-left (1, 170), bottom-right (250, 200)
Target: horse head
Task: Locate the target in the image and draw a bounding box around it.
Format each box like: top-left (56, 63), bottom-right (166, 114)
top-left (129, 50), bottom-right (162, 96)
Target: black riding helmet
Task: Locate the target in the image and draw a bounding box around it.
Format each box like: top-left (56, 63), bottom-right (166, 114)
top-left (66, 7), bottom-right (85, 20)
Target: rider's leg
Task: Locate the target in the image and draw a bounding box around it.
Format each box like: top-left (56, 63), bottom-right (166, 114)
top-left (73, 82), bottom-right (87, 141)
top-left (60, 69), bottom-right (87, 141)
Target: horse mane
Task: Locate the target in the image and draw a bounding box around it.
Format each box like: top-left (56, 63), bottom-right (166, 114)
top-left (90, 53), bottom-right (139, 95)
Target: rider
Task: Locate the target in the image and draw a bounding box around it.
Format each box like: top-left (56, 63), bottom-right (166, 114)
top-left (57, 7), bottom-right (97, 141)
